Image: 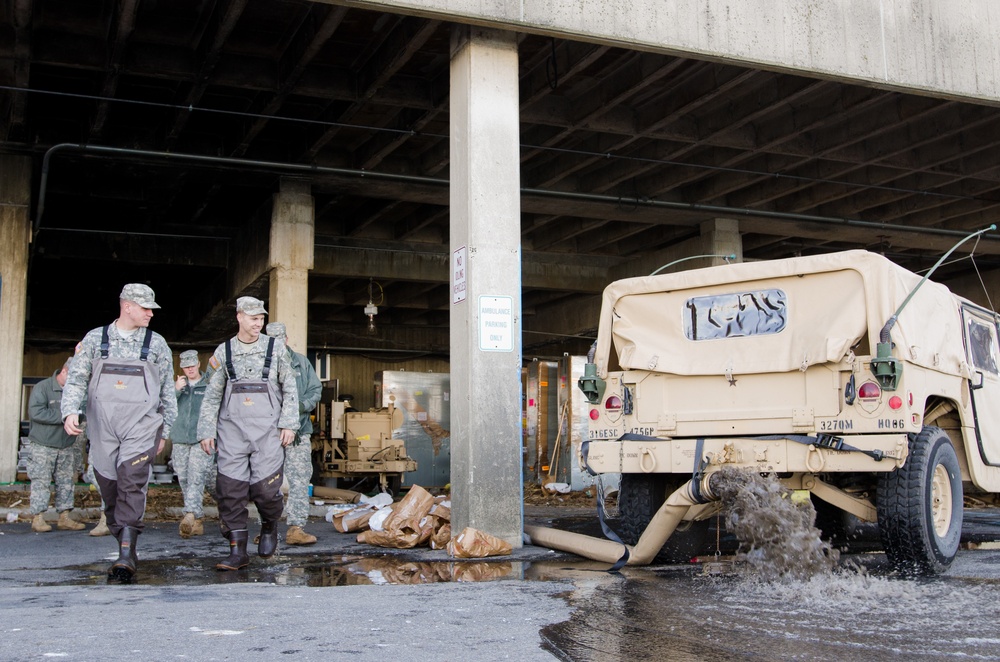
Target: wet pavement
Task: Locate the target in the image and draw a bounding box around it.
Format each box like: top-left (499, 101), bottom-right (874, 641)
top-left (540, 557), bottom-right (1000, 661)
top-left (2, 505), bottom-right (1000, 660)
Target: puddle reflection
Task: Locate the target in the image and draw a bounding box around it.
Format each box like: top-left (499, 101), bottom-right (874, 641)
top-left (49, 555), bottom-right (612, 587)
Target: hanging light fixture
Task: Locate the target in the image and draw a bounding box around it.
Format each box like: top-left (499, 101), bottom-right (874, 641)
top-left (365, 277), bottom-right (383, 335)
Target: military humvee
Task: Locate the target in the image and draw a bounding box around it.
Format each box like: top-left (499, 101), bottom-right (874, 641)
top-left (579, 248), bottom-right (1000, 575)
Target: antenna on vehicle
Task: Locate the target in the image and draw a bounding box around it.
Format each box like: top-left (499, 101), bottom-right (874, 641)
top-left (871, 223), bottom-right (997, 390)
top-left (648, 253), bottom-right (736, 276)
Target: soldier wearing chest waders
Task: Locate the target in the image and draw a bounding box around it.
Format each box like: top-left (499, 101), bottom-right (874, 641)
top-left (62, 284), bottom-right (177, 583)
top-left (197, 297), bottom-right (298, 571)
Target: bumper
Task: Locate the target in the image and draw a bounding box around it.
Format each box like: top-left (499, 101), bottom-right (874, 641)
top-left (584, 434), bottom-right (908, 474)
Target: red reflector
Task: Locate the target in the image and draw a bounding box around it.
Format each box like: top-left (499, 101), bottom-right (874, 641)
top-left (605, 395), bottom-right (623, 410)
top-left (589, 409), bottom-right (600, 420)
top-left (858, 382), bottom-right (881, 399)
top-left (889, 396), bottom-right (903, 410)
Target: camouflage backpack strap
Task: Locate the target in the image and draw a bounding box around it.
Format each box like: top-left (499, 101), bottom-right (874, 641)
top-left (224, 340), bottom-right (238, 381)
top-left (139, 327), bottom-right (153, 362)
top-left (100, 324), bottom-right (111, 359)
top-left (261, 337), bottom-right (275, 380)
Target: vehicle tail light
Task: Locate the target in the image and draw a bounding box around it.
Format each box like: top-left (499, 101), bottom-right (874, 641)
top-left (858, 381), bottom-right (881, 399)
top-left (605, 395), bottom-right (623, 411)
top-left (888, 395), bottom-right (903, 410)
top-left (589, 409), bottom-right (600, 420)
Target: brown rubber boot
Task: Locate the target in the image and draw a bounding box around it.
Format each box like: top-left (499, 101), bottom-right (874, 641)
top-left (190, 517), bottom-right (204, 536)
top-left (109, 526), bottom-right (139, 583)
top-left (31, 513), bottom-right (52, 533)
top-left (57, 511), bottom-right (86, 531)
top-left (90, 513), bottom-right (110, 537)
top-left (216, 530), bottom-right (250, 571)
top-left (179, 512), bottom-right (196, 538)
top-left (285, 525), bottom-right (317, 546)
top-left (258, 520), bottom-right (278, 558)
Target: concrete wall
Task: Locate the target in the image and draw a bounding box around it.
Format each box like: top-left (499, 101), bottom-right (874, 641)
top-left (337, 0), bottom-right (1000, 104)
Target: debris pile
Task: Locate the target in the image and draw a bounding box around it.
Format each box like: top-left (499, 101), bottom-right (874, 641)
top-left (334, 484), bottom-right (511, 558)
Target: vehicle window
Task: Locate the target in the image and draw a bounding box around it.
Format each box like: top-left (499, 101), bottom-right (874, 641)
top-left (967, 317), bottom-right (999, 375)
top-left (684, 289), bottom-right (787, 341)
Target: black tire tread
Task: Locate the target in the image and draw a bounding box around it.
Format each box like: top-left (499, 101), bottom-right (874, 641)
top-left (877, 426), bottom-right (962, 576)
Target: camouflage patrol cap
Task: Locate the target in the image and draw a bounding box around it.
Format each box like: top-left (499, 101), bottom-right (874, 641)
top-left (265, 322), bottom-right (286, 339)
top-left (179, 350), bottom-right (200, 368)
top-left (120, 283), bottom-right (160, 309)
top-left (236, 296), bottom-right (267, 316)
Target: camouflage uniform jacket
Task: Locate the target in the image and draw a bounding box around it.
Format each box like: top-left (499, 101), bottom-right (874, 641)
top-left (289, 348), bottom-right (323, 437)
top-left (62, 322), bottom-right (177, 439)
top-left (196, 334), bottom-right (299, 440)
top-left (29, 371), bottom-right (75, 449)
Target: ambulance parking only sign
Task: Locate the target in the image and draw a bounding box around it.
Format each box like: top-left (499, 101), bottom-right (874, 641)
top-left (479, 295), bottom-right (513, 352)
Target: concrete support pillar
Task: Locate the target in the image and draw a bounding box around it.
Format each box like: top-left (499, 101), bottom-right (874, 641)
top-left (268, 178), bottom-right (314, 352)
top-left (699, 218), bottom-right (743, 264)
top-left (0, 156), bottom-right (31, 482)
top-left (449, 27), bottom-right (523, 546)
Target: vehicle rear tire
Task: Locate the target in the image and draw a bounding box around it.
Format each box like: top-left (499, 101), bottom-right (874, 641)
top-left (877, 426), bottom-right (963, 576)
top-left (614, 473), bottom-right (710, 564)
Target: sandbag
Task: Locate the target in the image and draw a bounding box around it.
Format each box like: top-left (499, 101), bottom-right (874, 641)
top-left (446, 526), bottom-right (512, 558)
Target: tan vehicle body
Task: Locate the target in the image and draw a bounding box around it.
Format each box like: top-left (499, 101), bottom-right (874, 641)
top-left (584, 251), bottom-right (1000, 535)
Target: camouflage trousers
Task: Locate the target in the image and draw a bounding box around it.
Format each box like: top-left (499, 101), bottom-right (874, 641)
top-left (72, 435), bottom-right (86, 475)
top-left (171, 443), bottom-right (217, 518)
top-left (283, 434), bottom-right (312, 526)
top-left (27, 442), bottom-right (79, 515)
top-left (82, 464), bottom-right (103, 509)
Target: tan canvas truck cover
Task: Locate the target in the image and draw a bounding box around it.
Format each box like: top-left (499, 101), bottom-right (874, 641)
top-left (594, 250), bottom-right (970, 381)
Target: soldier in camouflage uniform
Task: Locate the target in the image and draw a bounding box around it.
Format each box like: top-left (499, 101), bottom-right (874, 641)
top-left (198, 297), bottom-right (298, 571)
top-left (171, 350), bottom-right (215, 538)
top-left (27, 359), bottom-right (87, 533)
top-left (265, 322), bottom-right (323, 546)
top-left (62, 283), bottom-right (177, 582)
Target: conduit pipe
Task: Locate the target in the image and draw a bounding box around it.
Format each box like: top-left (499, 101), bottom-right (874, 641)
top-left (524, 472), bottom-right (722, 566)
top-left (34, 143), bottom-right (1000, 245)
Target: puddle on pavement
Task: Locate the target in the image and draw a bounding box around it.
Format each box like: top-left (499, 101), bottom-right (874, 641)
top-left (540, 566), bottom-right (1000, 661)
top-left (24, 470), bottom-right (1000, 660)
top-left (44, 554), bottom-right (621, 587)
top-left (541, 469), bottom-right (1000, 661)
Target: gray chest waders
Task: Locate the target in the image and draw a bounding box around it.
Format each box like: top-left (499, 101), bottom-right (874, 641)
top-left (215, 338), bottom-right (286, 534)
top-left (86, 325), bottom-right (162, 535)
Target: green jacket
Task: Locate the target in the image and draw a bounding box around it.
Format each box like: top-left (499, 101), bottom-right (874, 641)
top-left (289, 349), bottom-right (323, 437)
top-left (29, 372), bottom-right (75, 449)
top-left (171, 369), bottom-right (212, 444)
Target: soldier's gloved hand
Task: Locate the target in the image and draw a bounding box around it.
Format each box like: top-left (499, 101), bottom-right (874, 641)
top-left (200, 438), bottom-right (216, 454)
top-left (279, 429), bottom-right (296, 447)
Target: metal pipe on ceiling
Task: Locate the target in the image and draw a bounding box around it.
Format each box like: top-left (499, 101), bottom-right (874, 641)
top-left (33, 143), bottom-right (445, 237)
top-left (33, 142), bottom-right (1000, 244)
